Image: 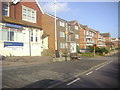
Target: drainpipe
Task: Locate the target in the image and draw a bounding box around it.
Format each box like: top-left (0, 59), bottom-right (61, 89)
top-left (29, 29), bottom-right (31, 56)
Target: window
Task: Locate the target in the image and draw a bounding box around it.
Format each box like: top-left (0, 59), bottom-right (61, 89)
top-left (35, 30), bottom-right (38, 42)
top-left (59, 21), bottom-right (65, 27)
top-left (86, 31), bottom-right (89, 35)
top-left (31, 30), bottom-right (33, 42)
top-left (84, 30), bottom-right (86, 35)
top-left (68, 26), bottom-right (70, 30)
top-left (75, 25), bottom-right (78, 30)
top-left (3, 3), bottom-right (9, 16)
top-left (22, 5), bottom-right (36, 23)
top-left (84, 38), bottom-right (86, 42)
top-left (60, 43), bottom-right (65, 48)
top-left (2, 29), bottom-right (8, 41)
top-left (66, 23), bottom-right (68, 30)
top-left (75, 34), bottom-right (79, 39)
top-left (92, 33), bottom-right (94, 36)
top-left (1, 27), bottom-right (24, 41)
top-left (60, 32), bottom-right (65, 37)
top-left (8, 31), bottom-right (14, 41)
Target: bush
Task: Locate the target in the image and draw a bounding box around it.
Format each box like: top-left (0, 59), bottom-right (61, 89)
top-left (87, 46), bottom-right (109, 55)
top-left (100, 47), bottom-right (109, 54)
top-left (76, 45), bottom-right (80, 53)
top-left (41, 49), bottom-right (54, 56)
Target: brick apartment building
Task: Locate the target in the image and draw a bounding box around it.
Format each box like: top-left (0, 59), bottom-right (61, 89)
top-left (0, 0), bottom-right (47, 56)
top-left (42, 13), bottom-right (56, 54)
top-left (68, 20), bottom-right (80, 53)
top-left (96, 31), bottom-right (106, 47)
top-left (79, 24), bottom-right (88, 50)
top-left (42, 13), bottom-right (79, 55)
top-left (100, 33), bottom-right (111, 49)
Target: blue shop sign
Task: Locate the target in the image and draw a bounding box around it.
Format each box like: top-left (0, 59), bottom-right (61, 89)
top-left (4, 42), bottom-right (24, 47)
top-left (6, 23), bottom-right (23, 29)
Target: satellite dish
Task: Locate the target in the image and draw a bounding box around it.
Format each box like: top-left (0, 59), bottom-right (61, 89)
top-left (12, 0), bottom-right (20, 4)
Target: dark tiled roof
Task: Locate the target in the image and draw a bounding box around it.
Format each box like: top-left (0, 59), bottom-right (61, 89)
top-left (69, 20), bottom-right (77, 23)
top-left (80, 24), bottom-right (87, 30)
top-left (89, 28), bottom-right (98, 33)
top-left (100, 33), bottom-right (110, 37)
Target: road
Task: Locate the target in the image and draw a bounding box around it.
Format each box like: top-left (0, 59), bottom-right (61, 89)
top-left (49, 54), bottom-right (119, 88)
top-left (2, 53), bottom-right (119, 89)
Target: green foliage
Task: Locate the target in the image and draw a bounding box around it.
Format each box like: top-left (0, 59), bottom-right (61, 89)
top-left (87, 46), bottom-right (109, 55)
top-left (80, 52), bottom-right (94, 57)
top-left (76, 45), bottom-right (80, 53)
top-left (101, 47), bottom-right (109, 54)
top-left (41, 49), bottom-right (54, 56)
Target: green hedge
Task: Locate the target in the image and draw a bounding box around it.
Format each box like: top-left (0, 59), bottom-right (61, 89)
top-left (87, 46), bottom-right (109, 54)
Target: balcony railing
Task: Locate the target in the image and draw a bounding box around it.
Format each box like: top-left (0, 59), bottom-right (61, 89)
top-left (97, 44), bottom-right (106, 47)
top-left (86, 35), bottom-right (92, 38)
top-left (86, 42), bottom-right (93, 46)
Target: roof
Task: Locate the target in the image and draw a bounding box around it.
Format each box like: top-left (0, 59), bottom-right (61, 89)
top-left (45, 13), bottom-right (67, 22)
top-left (100, 33), bottom-right (111, 37)
top-left (89, 28), bottom-right (98, 33)
top-left (68, 20), bottom-right (80, 27)
top-left (80, 24), bottom-right (88, 30)
top-left (11, 0), bottom-right (44, 14)
top-left (35, 0), bottom-right (44, 14)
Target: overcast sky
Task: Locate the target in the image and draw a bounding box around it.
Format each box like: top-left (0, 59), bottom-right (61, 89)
top-left (39, 1), bottom-right (119, 38)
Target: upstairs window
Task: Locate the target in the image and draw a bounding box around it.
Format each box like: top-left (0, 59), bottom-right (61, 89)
top-left (59, 21), bottom-right (65, 27)
top-left (60, 43), bottom-right (65, 48)
top-left (60, 32), bottom-right (65, 37)
top-left (3, 3), bottom-right (9, 16)
top-left (75, 25), bottom-right (78, 30)
top-left (75, 34), bottom-right (79, 39)
top-left (31, 30), bottom-right (33, 42)
top-left (22, 5), bottom-right (36, 23)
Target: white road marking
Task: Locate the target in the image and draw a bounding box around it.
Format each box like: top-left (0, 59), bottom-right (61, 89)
top-left (86, 71), bottom-right (93, 75)
top-left (67, 78), bottom-right (80, 85)
top-left (95, 60), bottom-right (113, 70)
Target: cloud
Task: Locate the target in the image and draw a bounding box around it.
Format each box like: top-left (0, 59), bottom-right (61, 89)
top-left (41, 2), bottom-right (70, 13)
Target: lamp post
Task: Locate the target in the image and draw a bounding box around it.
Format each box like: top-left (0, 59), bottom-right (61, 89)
top-left (65, 30), bottom-right (69, 61)
top-left (93, 43), bottom-right (96, 57)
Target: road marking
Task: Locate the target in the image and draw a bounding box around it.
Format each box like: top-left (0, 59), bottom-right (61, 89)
top-left (86, 71), bottom-right (93, 75)
top-left (46, 60), bottom-right (114, 89)
top-left (67, 78), bottom-right (80, 85)
top-left (95, 60), bottom-right (113, 70)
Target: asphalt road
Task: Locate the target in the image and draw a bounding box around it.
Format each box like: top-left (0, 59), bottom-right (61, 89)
top-left (49, 54), bottom-right (119, 88)
top-left (2, 53), bottom-right (119, 89)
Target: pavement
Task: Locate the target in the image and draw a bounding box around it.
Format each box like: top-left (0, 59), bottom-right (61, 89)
top-left (1, 53), bottom-right (119, 89)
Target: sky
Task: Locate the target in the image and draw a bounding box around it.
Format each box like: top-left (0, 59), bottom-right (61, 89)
top-left (39, 1), bottom-right (118, 38)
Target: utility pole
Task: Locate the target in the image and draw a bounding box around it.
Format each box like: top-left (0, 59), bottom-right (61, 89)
top-left (93, 44), bottom-right (96, 57)
top-left (65, 30), bottom-right (68, 61)
top-left (93, 46), bottom-right (95, 57)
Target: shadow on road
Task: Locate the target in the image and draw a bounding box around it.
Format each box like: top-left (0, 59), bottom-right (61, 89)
top-left (21, 79), bottom-right (61, 89)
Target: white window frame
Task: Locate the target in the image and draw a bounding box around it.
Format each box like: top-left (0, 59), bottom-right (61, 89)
top-left (60, 43), bottom-right (65, 48)
top-left (3, 3), bottom-right (9, 17)
top-left (84, 30), bottom-right (86, 35)
top-left (60, 31), bottom-right (65, 38)
top-left (59, 21), bottom-right (65, 27)
top-left (75, 34), bottom-right (79, 39)
top-left (75, 25), bottom-right (78, 30)
top-left (22, 5), bottom-right (36, 23)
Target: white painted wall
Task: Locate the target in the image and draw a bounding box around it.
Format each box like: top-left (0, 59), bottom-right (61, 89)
top-left (70, 42), bottom-right (77, 53)
top-left (0, 24), bottom-right (44, 56)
